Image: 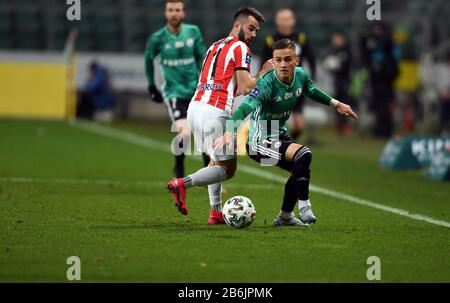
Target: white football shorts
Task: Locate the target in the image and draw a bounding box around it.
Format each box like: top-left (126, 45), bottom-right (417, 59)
top-left (187, 101), bottom-right (236, 162)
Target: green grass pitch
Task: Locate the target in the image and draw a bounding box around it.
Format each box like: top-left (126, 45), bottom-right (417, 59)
top-left (0, 119), bottom-right (449, 282)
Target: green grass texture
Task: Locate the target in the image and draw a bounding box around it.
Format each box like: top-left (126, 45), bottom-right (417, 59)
top-left (0, 119), bottom-right (449, 282)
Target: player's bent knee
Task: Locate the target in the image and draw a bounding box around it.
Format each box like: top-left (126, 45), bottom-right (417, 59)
top-left (221, 163), bottom-right (236, 180)
top-left (215, 159), bottom-right (236, 180)
top-left (292, 146), bottom-right (312, 178)
top-left (225, 166), bottom-right (236, 179)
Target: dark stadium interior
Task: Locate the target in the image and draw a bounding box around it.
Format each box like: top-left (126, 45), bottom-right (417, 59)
top-left (0, 0), bottom-right (449, 59)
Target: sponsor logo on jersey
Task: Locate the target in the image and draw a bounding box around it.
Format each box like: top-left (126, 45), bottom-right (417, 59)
top-left (296, 88), bottom-right (302, 97)
top-left (249, 87), bottom-right (261, 98)
top-left (164, 43), bottom-right (171, 49)
top-left (245, 53), bottom-right (252, 65)
top-left (266, 110), bottom-right (292, 119)
top-left (284, 92), bottom-right (293, 99)
top-left (175, 41), bottom-right (185, 48)
top-left (197, 83), bottom-right (223, 91)
top-left (162, 58), bottom-right (195, 67)
top-left (273, 96), bottom-right (283, 102)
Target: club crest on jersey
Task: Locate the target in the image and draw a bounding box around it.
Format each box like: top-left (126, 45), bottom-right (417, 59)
top-left (249, 87), bottom-right (261, 98)
top-left (186, 38), bottom-right (194, 47)
top-left (296, 88), bottom-right (302, 97)
top-left (245, 53), bottom-right (252, 65)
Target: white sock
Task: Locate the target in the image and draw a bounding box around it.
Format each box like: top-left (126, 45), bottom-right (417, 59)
top-left (298, 199), bottom-right (311, 209)
top-left (183, 166), bottom-right (227, 188)
top-left (208, 182), bottom-right (222, 212)
top-left (279, 210), bottom-right (294, 219)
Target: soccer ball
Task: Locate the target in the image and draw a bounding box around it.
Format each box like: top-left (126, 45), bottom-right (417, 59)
top-left (222, 196), bottom-right (256, 229)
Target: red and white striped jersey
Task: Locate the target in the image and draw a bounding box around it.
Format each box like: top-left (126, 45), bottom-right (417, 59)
top-left (192, 36), bottom-right (252, 115)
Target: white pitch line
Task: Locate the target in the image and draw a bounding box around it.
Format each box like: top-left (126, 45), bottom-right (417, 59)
top-left (71, 120), bottom-right (450, 228)
top-left (0, 176), bottom-right (275, 190)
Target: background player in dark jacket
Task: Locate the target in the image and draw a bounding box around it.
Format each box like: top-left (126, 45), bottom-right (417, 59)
top-left (261, 8), bottom-right (316, 141)
top-left (323, 32), bottom-right (353, 135)
top-left (360, 21), bottom-right (399, 138)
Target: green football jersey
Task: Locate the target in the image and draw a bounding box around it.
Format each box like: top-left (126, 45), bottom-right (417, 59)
top-left (235, 67), bottom-right (332, 145)
top-left (145, 23), bottom-right (205, 100)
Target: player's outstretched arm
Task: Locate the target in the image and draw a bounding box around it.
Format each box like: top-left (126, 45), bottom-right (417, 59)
top-left (213, 102), bottom-right (255, 150)
top-left (302, 69), bottom-right (358, 120)
top-left (331, 99), bottom-right (358, 120)
top-left (216, 76), bottom-right (272, 149)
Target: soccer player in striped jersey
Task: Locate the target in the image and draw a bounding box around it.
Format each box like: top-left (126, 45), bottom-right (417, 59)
top-left (214, 39), bottom-right (358, 226)
top-left (167, 7), bottom-right (274, 224)
top-left (145, 0), bottom-right (210, 178)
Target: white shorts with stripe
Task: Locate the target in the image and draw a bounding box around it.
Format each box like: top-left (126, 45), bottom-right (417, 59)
top-left (187, 101), bottom-right (236, 162)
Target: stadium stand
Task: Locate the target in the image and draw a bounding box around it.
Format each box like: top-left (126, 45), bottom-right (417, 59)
top-left (0, 0), bottom-right (447, 57)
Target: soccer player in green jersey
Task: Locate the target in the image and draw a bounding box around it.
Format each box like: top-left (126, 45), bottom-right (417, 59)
top-left (214, 39), bottom-right (358, 226)
top-left (145, 0), bottom-right (209, 178)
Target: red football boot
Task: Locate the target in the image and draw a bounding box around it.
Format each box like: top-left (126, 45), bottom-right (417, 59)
top-left (208, 210), bottom-right (225, 225)
top-left (167, 178), bottom-right (188, 215)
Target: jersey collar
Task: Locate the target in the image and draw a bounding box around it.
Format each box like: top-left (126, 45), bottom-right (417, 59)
top-left (165, 23), bottom-right (184, 37)
top-left (273, 69), bottom-right (296, 89)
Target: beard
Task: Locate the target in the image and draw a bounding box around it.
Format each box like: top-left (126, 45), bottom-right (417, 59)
top-left (238, 27), bottom-right (247, 44)
top-left (169, 18), bottom-right (182, 29)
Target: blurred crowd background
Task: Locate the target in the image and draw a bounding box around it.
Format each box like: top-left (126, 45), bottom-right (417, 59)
top-left (1, 0), bottom-right (450, 138)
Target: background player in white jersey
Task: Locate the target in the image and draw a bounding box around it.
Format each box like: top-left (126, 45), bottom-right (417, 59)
top-left (167, 7), bottom-right (274, 224)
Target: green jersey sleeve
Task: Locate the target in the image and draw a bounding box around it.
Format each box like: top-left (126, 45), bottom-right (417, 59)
top-left (193, 27), bottom-right (206, 72)
top-left (228, 78), bottom-right (272, 132)
top-left (144, 33), bottom-right (161, 86)
top-left (302, 70), bottom-right (333, 106)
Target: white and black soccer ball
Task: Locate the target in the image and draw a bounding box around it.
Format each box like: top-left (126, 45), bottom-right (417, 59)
top-left (222, 196), bottom-right (256, 229)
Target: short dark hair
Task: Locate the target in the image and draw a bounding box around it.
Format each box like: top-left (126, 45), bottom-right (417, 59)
top-left (233, 7), bottom-right (265, 24)
top-left (166, 0), bottom-right (184, 8)
top-left (273, 39), bottom-right (296, 51)
top-left (276, 7), bottom-right (294, 15)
